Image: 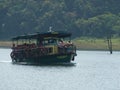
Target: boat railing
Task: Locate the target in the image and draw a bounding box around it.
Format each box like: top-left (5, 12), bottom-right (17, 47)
top-left (11, 42), bottom-right (76, 58)
top-left (58, 43), bottom-right (76, 54)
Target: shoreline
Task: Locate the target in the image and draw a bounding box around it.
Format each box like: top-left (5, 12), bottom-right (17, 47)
top-left (0, 41), bottom-right (12, 48)
top-left (0, 41), bottom-right (120, 51)
top-left (73, 38), bottom-right (120, 51)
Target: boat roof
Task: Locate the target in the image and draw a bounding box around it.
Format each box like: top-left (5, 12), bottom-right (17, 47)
top-left (12, 31), bottom-right (71, 40)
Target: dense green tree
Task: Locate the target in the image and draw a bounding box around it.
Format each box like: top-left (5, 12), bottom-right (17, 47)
top-left (0, 0), bottom-right (120, 39)
top-left (75, 13), bottom-right (120, 38)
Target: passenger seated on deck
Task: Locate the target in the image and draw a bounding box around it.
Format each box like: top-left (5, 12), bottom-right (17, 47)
top-left (37, 40), bottom-right (43, 46)
top-left (12, 43), bottom-right (15, 49)
top-left (67, 40), bottom-right (73, 44)
top-left (58, 39), bottom-right (64, 46)
top-left (12, 43), bottom-right (15, 47)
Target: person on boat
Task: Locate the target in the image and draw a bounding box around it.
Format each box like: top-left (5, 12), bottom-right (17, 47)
top-left (58, 39), bottom-right (65, 46)
top-left (37, 38), bottom-right (43, 46)
top-left (67, 40), bottom-right (72, 44)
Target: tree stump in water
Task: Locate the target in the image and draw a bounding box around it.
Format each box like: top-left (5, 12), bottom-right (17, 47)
top-left (107, 37), bottom-right (112, 54)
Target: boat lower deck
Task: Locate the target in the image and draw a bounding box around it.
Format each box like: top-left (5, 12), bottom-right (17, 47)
top-left (12, 53), bottom-right (74, 64)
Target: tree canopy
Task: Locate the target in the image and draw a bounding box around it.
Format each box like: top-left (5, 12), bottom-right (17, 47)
top-left (0, 0), bottom-right (120, 39)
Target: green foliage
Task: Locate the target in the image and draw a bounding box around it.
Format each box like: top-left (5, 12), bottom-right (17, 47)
top-left (0, 0), bottom-right (120, 39)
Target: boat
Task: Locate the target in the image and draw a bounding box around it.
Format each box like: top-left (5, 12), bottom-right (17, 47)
top-left (10, 31), bottom-right (77, 64)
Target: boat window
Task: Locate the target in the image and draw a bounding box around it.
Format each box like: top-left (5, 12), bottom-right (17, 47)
top-left (43, 39), bottom-right (57, 45)
top-left (48, 48), bottom-right (53, 53)
top-left (43, 40), bottom-right (48, 45)
top-left (48, 39), bottom-right (56, 44)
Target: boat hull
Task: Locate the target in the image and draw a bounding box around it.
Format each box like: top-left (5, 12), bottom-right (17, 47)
top-left (12, 53), bottom-right (74, 64)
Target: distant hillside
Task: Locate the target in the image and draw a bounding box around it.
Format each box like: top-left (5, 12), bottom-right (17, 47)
top-left (0, 0), bottom-right (120, 39)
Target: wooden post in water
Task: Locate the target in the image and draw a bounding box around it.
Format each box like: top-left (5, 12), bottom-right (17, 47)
top-left (107, 36), bottom-right (112, 54)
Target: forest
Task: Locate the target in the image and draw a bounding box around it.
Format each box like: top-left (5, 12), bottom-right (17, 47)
top-left (0, 0), bottom-right (120, 40)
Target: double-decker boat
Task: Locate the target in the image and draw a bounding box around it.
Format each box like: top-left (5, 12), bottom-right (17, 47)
top-left (10, 31), bottom-right (77, 64)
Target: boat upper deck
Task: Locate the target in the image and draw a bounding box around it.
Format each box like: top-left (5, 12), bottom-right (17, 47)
top-left (12, 31), bottom-right (72, 40)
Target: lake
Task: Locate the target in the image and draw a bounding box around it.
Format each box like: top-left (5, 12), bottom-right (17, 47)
top-left (0, 48), bottom-right (120, 90)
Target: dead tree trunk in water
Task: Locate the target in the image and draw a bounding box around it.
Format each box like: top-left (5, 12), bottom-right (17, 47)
top-left (107, 36), bottom-right (112, 54)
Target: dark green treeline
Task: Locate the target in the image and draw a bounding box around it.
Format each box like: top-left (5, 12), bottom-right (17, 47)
top-left (0, 0), bottom-right (120, 39)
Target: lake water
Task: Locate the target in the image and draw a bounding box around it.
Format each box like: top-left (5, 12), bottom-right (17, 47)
top-left (0, 48), bottom-right (120, 90)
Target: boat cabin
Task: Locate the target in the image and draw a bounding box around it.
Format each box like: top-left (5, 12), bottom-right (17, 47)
top-left (11, 31), bottom-right (76, 63)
